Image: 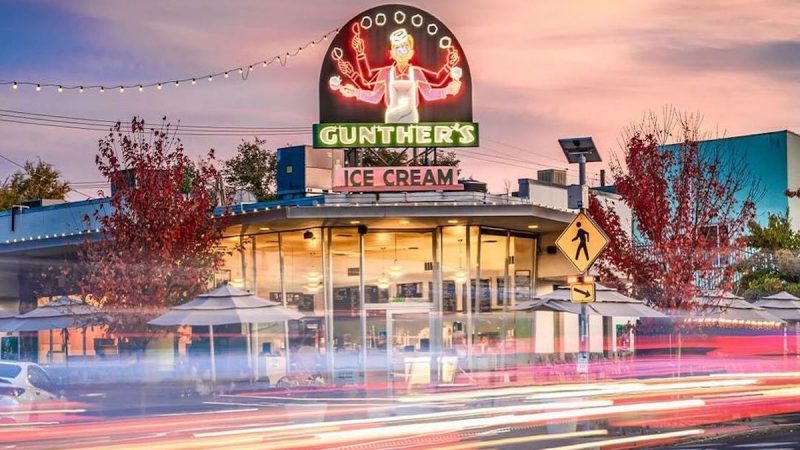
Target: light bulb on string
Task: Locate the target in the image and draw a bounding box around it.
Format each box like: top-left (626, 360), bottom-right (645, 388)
top-left (156, 83), bottom-right (162, 90)
top-left (79, 86), bottom-right (84, 93)
top-left (138, 85), bottom-right (144, 92)
top-left (174, 81), bottom-right (180, 87)
top-left (119, 86), bottom-right (124, 93)
top-left (8, 28), bottom-right (336, 95)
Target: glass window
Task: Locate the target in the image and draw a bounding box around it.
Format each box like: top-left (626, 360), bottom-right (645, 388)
top-left (255, 233), bottom-right (281, 300)
top-left (27, 366), bottom-right (55, 392)
top-left (0, 363), bottom-right (21, 379)
top-left (330, 228), bottom-right (361, 384)
top-left (281, 229), bottom-right (323, 313)
top-left (364, 231), bottom-right (433, 304)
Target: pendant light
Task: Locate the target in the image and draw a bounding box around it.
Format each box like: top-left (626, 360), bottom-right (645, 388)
top-left (388, 234), bottom-right (403, 279)
top-left (377, 246), bottom-right (391, 289)
top-left (453, 238), bottom-right (468, 284)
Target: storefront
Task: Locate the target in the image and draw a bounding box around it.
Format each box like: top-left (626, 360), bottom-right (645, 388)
top-left (214, 189), bottom-right (578, 386)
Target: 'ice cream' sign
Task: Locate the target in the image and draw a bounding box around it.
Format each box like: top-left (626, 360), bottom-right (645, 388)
top-left (314, 4), bottom-right (478, 148)
top-left (333, 166), bottom-right (463, 192)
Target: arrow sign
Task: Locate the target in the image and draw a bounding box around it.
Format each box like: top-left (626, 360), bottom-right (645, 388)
top-left (570, 282), bottom-right (596, 303)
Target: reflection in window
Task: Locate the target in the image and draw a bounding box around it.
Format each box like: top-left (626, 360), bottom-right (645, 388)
top-left (364, 231), bottom-right (433, 304)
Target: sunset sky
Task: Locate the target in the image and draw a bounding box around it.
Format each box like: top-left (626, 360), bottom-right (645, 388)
top-left (1, 0), bottom-right (799, 197)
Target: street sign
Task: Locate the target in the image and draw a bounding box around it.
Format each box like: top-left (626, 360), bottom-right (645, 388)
top-left (555, 212), bottom-right (609, 273)
top-left (570, 282), bottom-right (596, 303)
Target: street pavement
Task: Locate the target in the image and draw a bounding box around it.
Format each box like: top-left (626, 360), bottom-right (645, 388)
top-left (4, 356), bottom-right (800, 449)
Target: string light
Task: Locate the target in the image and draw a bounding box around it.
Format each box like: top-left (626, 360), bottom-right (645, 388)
top-left (156, 83), bottom-right (162, 90)
top-left (99, 86), bottom-right (104, 93)
top-left (138, 85), bottom-right (143, 92)
top-left (2, 28), bottom-right (339, 94)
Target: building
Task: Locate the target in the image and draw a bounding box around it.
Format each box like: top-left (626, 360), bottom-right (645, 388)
top-left (683, 130), bottom-right (800, 227)
top-left (0, 145), bottom-right (643, 385)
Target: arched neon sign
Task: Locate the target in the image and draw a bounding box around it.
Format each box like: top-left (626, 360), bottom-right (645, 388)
top-left (314, 4), bottom-right (478, 148)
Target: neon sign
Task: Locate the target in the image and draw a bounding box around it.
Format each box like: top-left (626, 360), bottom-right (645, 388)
top-left (315, 4), bottom-right (478, 148)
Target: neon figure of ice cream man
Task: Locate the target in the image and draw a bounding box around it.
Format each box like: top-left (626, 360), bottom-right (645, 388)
top-left (329, 24), bottom-right (463, 123)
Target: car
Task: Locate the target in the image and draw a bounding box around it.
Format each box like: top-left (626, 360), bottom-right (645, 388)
top-left (0, 362), bottom-right (60, 405)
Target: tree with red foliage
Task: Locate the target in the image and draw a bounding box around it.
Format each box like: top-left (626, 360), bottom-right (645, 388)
top-left (76, 118), bottom-right (225, 350)
top-left (589, 109), bottom-right (759, 310)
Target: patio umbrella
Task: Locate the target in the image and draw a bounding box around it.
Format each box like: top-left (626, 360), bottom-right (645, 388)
top-left (513, 284), bottom-right (666, 318)
top-left (754, 291), bottom-right (800, 356)
top-left (149, 283), bottom-right (304, 382)
top-left (0, 296), bottom-right (102, 362)
top-left (685, 292), bottom-right (784, 325)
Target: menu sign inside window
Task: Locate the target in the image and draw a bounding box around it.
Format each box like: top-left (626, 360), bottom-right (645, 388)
top-left (334, 166), bottom-right (462, 192)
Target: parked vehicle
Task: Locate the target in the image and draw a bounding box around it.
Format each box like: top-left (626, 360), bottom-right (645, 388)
top-left (0, 362), bottom-right (60, 405)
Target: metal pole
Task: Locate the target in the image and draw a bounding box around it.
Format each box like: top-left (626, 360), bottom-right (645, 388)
top-left (784, 324), bottom-right (788, 357)
top-left (49, 329), bottom-right (53, 363)
top-left (209, 325), bottom-right (216, 383)
top-left (323, 228), bottom-right (335, 383)
top-left (359, 232), bottom-right (367, 386)
top-left (465, 227), bottom-right (473, 371)
top-left (577, 153), bottom-right (589, 375)
top-left (433, 227), bottom-right (444, 384)
top-left (278, 233), bottom-right (290, 375)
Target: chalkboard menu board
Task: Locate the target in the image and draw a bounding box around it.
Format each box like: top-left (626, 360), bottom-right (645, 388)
top-left (428, 280), bottom-right (457, 312)
top-left (298, 294), bottom-right (315, 312)
top-left (515, 270), bottom-right (532, 301)
top-left (397, 282), bottom-right (423, 298)
top-left (334, 286), bottom-right (360, 311)
top-left (469, 279), bottom-right (492, 312)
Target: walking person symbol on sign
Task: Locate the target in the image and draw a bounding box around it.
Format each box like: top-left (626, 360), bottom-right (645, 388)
top-left (572, 221), bottom-right (590, 261)
top-left (555, 212), bottom-right (609, 273)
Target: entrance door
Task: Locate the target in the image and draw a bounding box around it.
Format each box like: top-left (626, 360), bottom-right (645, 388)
top-left (391, 311), bottom-right (433, 390)
top-left (363, 303), bottom-right (433, 392)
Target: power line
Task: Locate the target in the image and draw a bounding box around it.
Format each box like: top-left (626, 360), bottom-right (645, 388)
top-left (0, 110), bottom-right (307, 131)
top-left (0, 151), bottom-right (92, 199)
top-left (1, 28), bottom-right (339, 95)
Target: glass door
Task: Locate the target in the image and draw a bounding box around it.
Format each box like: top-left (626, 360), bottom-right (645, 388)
top-left (390, 309), bottom-right (433, 390)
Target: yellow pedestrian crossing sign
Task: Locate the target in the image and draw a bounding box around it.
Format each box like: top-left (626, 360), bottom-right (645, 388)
top-left (555, 212), bottom-right (609, 273)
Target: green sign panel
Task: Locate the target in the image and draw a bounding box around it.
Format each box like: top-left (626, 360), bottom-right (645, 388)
top-left (313, 122), bottom-right (479, 148)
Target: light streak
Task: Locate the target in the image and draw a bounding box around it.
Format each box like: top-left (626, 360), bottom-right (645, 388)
top-left (435, 430), bottom-right (609, 450)
top-left (541, 428), bottom-right (704, 450)
top-left (193, 399), bottom-right (616, 439)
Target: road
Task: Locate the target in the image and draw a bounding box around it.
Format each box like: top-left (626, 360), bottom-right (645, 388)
top-left (4, 358), bottom-right (800, 449)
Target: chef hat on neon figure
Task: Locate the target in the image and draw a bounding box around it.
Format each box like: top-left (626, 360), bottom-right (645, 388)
top-left (390, 28), bottom-right (414, 63)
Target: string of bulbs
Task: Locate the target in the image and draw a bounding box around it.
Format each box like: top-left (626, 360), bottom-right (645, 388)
top-left (1, 28), bottom-right (339, 94)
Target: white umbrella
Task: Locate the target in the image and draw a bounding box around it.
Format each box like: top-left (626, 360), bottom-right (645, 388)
top-left (149, 283), bottom-right (304, 382)
top-left (513, 284), bottom-right (666, 318)
top-left (754, 291), bottom-right (800, 356)
top-left (0, 297), bottom-right (101, 362)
